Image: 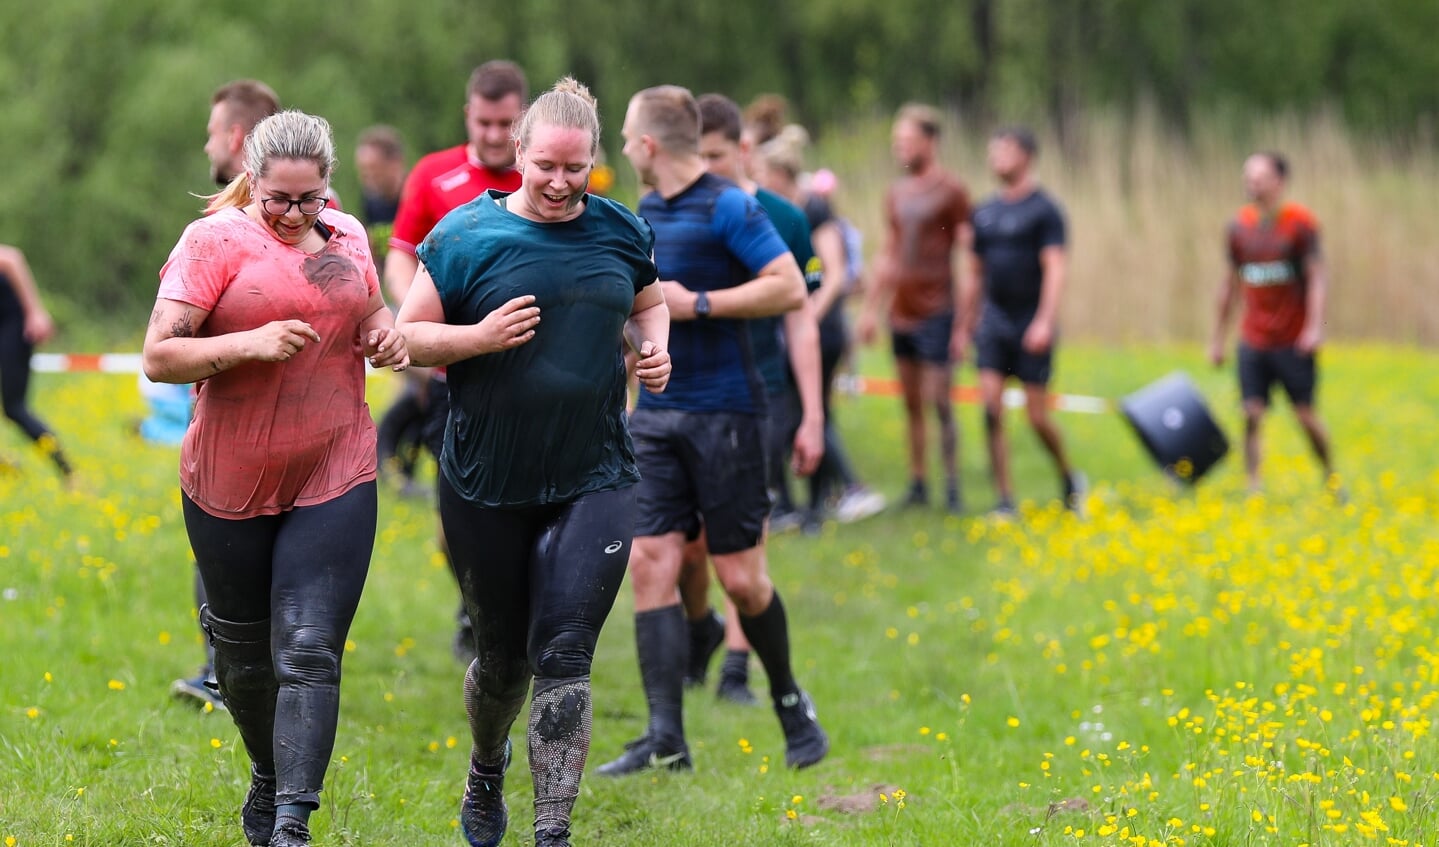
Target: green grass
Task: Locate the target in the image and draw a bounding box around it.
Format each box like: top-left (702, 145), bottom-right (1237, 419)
top-left (3, 344), bottom-right (1438, 845)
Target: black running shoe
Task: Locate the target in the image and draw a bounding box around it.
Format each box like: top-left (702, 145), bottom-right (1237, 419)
top-left (684, 613), bottom-right (726, 688)
top-left (268, 815), bottom-right (310, 847)
top-left (461, 741), bottom-right (511, 847)
top-left (989, 498), bottom-right (1017, 519)
top-left (903, 479), bottom-right (928, 508)
top-left (1063, 471), bottom-right (1088, 515)
top-left (241, 764), bottom-right (276, 846)
top-left (945, 483), bottom-right (963, 514)
top-left (716, 674), bottom-right (759, 706)
top-left (595, 734), bottom-right (692, 777)
top-left (776, 690), bottom-right (829, 769)
top-left (535, 828), bottom-right (572, 847)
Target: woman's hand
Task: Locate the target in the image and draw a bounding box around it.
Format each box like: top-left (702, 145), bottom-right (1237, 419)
top-left (475, 295), bottom-right (541, 353)
top-left (634, 340), bottom-right (671, 393)
top-left (250, 320), bottom-right (322, 362)
top-left (363, 326), bottom-right (409, 371)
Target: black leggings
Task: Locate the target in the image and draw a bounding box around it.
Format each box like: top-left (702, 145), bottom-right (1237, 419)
top-left (183, 482), bottom-right (376, 808)
top-left (0, 305), bottom-right (54, 442)
top-left (441, 478), bottom-right (633, 689)
top-left (809, 310), bottom-right (858, 506)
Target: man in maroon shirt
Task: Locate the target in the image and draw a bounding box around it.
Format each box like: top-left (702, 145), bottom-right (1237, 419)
top-left (385, 60), bottom-right (528, 662)
top-left (1209, 151), bottom-right (1336, 494)
top-left (857, 103), bottom-right (972, 512)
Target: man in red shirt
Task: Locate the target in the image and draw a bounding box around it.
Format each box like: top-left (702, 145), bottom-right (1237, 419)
top-left (857, 103), bottom-right (972, 512)
top-left (1209, 151), bottom-right (1336, 493)
top-left (385, 60), bottom-right (528, 662)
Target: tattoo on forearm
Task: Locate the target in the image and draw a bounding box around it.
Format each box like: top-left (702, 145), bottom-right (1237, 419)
top-left (148, 306), bottom-right (163, 328)
top-left (169, 312), bottom-right (196, 338)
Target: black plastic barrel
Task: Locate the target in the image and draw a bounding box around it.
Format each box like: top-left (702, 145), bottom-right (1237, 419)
top-left (1120, 372), bottom-right (1229, 484)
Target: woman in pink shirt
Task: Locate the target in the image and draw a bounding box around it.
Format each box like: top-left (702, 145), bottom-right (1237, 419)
top-left (142, 110), bottom-right (408, 847)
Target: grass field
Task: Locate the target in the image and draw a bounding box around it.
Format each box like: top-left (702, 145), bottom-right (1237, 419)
top-left (3, 344), bottom-right (1438, 846)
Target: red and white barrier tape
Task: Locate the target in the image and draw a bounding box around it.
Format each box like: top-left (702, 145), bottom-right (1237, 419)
top-left (33, 355), bottom-right (1111, 414)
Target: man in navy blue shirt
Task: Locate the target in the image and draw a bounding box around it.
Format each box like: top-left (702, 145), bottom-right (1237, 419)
top-left (598, 85), bottom-right (829, 776)
top-left (964, 127), bottom-right (1084, 515)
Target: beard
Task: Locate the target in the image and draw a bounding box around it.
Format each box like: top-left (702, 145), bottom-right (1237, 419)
top-left (211, 162), bottom-right (237, 188)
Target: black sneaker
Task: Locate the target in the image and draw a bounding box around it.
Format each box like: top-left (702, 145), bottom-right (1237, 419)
top-left (989, 498), bottom-right (1017, 519)
top-left (944, 483), bottom-right (963, 514)
top-left (535, 828), bottom-right (572, 847)
top-left (716, 673), bottom-right (759, 706)
top-left (241, 764), bottom-right (276, 846)
top-left (776, 690), bottom-right (829, 769)
top-left (903, 480), bottom-right (929, 508)
top-left (1063, 471), bottom-right (1088, 515)
top-left (171, 669), bottom-right (227, 712)
top-left (684, 613), bottom-right (726, 688)
top-left (460, 741), bottom-right (511, 847)
top-left (595, 734), bottom-right (692, 776)
top-left (268, 815), bottom-right (310, 847)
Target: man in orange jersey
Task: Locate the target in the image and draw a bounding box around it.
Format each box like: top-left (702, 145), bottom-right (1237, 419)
top-left (1209, 152), bottom-right (1336, 494)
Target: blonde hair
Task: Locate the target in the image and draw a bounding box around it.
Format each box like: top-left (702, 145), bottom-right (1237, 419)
top-left (758, 124), bottom-right (810, 179)
top-left (206, 110), bottom-right (336, 214)
top-left (515, 76), bottom-right (600, 155)
top-left (629, 85), bottom-right (700, 154)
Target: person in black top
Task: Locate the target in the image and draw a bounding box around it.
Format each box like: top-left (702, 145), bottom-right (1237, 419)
top-left (964, 127), bottom-right (1084, 515)
top-left (0, 244), bottom-right (72, 479)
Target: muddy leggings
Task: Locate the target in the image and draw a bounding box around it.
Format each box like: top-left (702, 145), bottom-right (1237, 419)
top-left (183, 482), bottom-right (376, 808)
top-left (440, 477), bottom-right (634, 836)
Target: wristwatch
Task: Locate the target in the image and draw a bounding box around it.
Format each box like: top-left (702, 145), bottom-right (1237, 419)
top-left (694, 290), bottom-right (711, 319)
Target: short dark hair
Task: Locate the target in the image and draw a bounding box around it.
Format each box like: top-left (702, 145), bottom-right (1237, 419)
top-left (1259, 150), bottom-right (1289, 180)
top-left (897, 103), bottom-right (943, 139)
top-left (356, 125), bottom-right (405, 161)
top-left (697, 93), bottom-right (743, 143)
top-left (466, 60), bottom-right (528, 103)
top-left (212, 79), bottom-right (280, 132)
top-left (630, 85), bottom-right (700, 153)
top-left (993, 125), bottom-right (1039, 157)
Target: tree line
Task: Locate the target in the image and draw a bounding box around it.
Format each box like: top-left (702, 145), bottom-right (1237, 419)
top-left (2, 0), bottom-right (1434, 341)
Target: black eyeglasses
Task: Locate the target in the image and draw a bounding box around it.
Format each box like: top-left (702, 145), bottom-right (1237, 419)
top-left (260, 195), bottom-right (328, 216)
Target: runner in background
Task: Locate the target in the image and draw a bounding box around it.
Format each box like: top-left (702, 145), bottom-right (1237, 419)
top-left (856, 103), bottom-right (972, 513)
top-left (1209, 151), bottom-right (1337, 496)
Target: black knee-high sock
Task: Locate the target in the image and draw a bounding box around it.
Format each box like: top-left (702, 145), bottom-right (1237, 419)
top-left (738, 592), bottom-right (798, 702)
top-left (529, 676), bottom-right (590, 837)
top-left (465, 658), bottom-right (530, 767)
top-left (635, 606), bottom-right (687, 745)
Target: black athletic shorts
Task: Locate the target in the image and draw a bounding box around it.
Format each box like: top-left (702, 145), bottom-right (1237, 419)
top-left (890, 311), bottom-right (954, 366)
top-left (1238, 343), bottom-right (1316, 407)
top-left (976, 306), bottom-right (1053, 386)
top-left (630, 408), bottom-right (769, 555)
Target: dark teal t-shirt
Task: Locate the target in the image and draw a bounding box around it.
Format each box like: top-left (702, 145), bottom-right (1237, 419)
top-left (417, 190), bottom-right (658, 507)
top-left (749, 188), bottom-right (819, 395)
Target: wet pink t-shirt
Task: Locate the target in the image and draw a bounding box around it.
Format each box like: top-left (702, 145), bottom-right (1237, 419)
top-left (158, 207), bottom-right (381, 518)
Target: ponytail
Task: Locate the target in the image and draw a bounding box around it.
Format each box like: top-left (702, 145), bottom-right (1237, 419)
top-left (204, 171), bottom-right (253, 214)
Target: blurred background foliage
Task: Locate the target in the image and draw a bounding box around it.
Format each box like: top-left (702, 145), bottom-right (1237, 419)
top-left (2, 0), bottom-right (1436, 345)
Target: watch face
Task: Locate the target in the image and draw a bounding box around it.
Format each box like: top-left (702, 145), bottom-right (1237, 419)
top-left (696, 291), bottom-right (710, 317)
